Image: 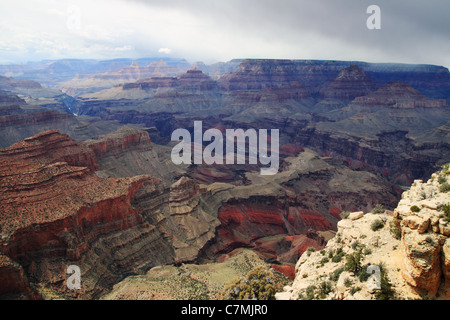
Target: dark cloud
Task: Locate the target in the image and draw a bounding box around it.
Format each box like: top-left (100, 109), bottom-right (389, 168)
top-left (1, 0), bottom-right (449, 67)
top-left (127, 0), bottom-right (450, 67)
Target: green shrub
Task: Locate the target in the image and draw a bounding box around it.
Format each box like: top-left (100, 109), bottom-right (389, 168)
top-left (344, 278), bottom-right (352, 288)
top-left (219, 266), bottom-right (276, 300)
top-left (371, 219), bottom-right (385, 232)
top-left (410, 205), bottom-right (421, 213)
top-left (372, 204), bottom-right (384, 214)
top-left (351, 240), bottom-right (360, 251)
top-left (441, 183), bottom-right (450, 193)
top-left (332, 248), bottom-right (345, 263)
top-left (350, 286), bottom-right (361, 295)
top-left (329, 267), bottom-right (345, 282)
top-left (442, 204), bottom-right (450, 222)
top-left (357, 265), bottom-right (370, 282)
top-left (389, 219), bottom-right (402, 240)
top-left (306, 247), bottom-right (315, 256)
top-left (318, 281), bottom-right (333, 298)
top-left (345, 251), bottom-right (362, 273)
top-left (443, 163), bottom-right (450, 175)
top-left (375, 267), bottom-right (395, 300)
top-left (438, 175), bottom-right (447, 184)
top-left (305, 285), bottom-right (317, 300)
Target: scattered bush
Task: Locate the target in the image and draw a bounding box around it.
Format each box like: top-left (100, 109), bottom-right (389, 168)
top-left (306, 247), bottom-right (315, 256)
top-left (351, 240), bottom-right (360, 251)
top-left (345, 251), bottom-right (362, 274)
top-left (344, 278), bottom-right (352, 288)
top-left (318, 281), bottom-right (333, 298)
top-left (350, 286), bottom-right (361, 295)
top-left (357, 265), bottom-right (370, 282)
top-left (442, 163), bottom-right (450, 175)
top-left (372, 204), bottom-right (384, 214)
top-left (305, 285), bottom-right (317, 300)
top-left (389, 219), bottom-right (402, 240)
top-left (331, 248), bottom-right (345, 263)
top-left (440, 183), bottom-right (450, 193)
top-left (219, 266), bottom-right (276, 300)
top-left (329, 267), bottom-right (345, 282)
top-left (410, 205), bottom-right (421, 213)
top-left (371, 219), bottom-right (385, 232)
top-left (375, 265), bottom-right (395, 300)
top-left (442, 204), bottom-right (450, 222)
top-left (438, 175), bottom-right (447, 184)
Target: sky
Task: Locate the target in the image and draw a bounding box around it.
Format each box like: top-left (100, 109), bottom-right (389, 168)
top-left (0, 0), bottom-right (449, 68)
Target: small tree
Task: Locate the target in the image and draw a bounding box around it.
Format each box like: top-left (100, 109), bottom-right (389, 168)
top-left (345, 251), bottom-right (362, 273)
top-left (374, 264), bottom-right (395, 300)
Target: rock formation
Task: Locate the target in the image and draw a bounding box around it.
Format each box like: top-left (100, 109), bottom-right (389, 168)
top-left (278, 164), bottom-right (450, 300)
top-left (318, 65), bottom-right (375, 100)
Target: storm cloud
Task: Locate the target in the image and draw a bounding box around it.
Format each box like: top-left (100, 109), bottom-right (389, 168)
top-left (0, 0), bottom-right (449, 68)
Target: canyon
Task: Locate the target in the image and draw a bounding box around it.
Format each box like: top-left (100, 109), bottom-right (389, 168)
top-left (0, 57), bottom-right (449, 299)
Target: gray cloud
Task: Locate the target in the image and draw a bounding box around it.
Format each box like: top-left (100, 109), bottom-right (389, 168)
top-left (0, 0), bottom-right (449, 68)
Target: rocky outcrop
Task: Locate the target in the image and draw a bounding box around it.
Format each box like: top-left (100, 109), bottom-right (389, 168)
top-left (278, 164), bottom-right (450, 300)
top-left (0, 151), bottom-right (163, 297)
top-left (0, 130), bottom-right (98, 171)
top-left (83, 126), bottom-right (151, 161)
top-left (318, 65), bottom-right (375, 100)
top-left (0, 129), bottom-right (181, 298)
top-left (393, 170), bottom-right (450, 296)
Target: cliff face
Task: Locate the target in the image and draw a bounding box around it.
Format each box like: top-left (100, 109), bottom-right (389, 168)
top-left (278, 164), bottom-right (450, 300)
top-left (0, 130), bottom-right (179, 298)
top-left (318, 65), bottom-right (375, 100)
top-left (83, 126), bottom-right (151, 161)
top-left (0, 150), bottom-right (163, 298)
top-left (0, 130), bottom-right (98, 171)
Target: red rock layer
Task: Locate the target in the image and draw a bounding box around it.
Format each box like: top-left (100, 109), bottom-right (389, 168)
top-left (271, 264), bottom-right (296, 280)
top-left (209, 201), bottom-right (331, 263)
top-left (83, 126), bottom-right (151, 160)
top-left (0, 147), bottom-right (162, 298)
top-left (0, 255), bottom-right (40, 299)
top-left (0, 130), bottom-right (97, 171)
